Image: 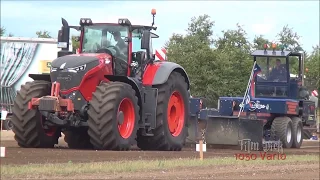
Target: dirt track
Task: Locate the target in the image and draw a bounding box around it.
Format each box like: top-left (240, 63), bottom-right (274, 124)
top-left (1, 131), bottom-right (319, 165)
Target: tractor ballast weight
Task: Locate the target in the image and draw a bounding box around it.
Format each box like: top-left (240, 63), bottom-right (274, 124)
top-left (187, 45), bottom-right (316, 150)
top-left (10, 9), bottom-right (191, 151)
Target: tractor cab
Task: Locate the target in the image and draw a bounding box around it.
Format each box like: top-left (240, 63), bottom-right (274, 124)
top-left (57, 9), bottom-right (159, 77)
top-left (252, 43), bottom-right (307, 100)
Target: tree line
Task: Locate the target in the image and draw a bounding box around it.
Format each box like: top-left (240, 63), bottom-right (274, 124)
top-left (165, 15), bottom-right (319, 107)
top-left (1, 15), bottom-right (319, 106)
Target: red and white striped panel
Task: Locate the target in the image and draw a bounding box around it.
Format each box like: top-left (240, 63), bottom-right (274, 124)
top-left (155, 47), bottom-right (167, 61)
top-left (312, 90), bottom-right (318, 97)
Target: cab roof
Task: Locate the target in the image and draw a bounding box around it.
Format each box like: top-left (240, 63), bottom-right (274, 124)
top-left (251, 50), bottom-right (303, 57)
top-left (251, 50), bottom-right (291, 57)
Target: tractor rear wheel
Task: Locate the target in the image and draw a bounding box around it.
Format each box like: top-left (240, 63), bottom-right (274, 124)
top-left (87, 82), bottom-right (139, 150)
top-left (64, 127), bottom-right (93, 149)
top-left (11, 80), bottom-right (60, 148)
top-left (271, 116), bottom-right (293, 148)
top-left (291, 117), bottom-right (303, 148)
top-left (137, 72), bottom-right (189, 151)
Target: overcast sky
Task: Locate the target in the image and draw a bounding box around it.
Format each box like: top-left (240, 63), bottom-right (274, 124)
top-left (1, 0), bottom-right (319, 53)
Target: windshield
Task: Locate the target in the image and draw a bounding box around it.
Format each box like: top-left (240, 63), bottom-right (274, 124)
top-left (256, 57), bottom-right (287, 83)
top-left (255, 56), bottom-right (289, 97)
top-left (82, 24), bottom-right (129, 61)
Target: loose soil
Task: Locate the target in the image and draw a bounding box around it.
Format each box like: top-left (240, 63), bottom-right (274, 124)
top-left (1, 131), bottom-right (319, 179)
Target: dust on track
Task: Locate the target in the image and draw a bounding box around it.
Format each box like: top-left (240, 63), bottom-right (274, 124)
top-left (1, 131), bottom-right (319, 165)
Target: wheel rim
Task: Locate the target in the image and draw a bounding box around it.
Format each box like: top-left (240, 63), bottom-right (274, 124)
top-left (167, 91), bottom-right (185, 137)
top-left (286, 124), bottom-right (292, 143)
top-left (297, 124), bottom-right (302, 143)
top-left (117, 98), bottom-right (135, 139)
top-left (7, 120), bottom-right (13, 129)
top-left (40, 115), bottom-right (56, 137)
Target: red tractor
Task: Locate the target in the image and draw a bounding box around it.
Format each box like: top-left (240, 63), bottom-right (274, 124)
top-left (11, 9), bottom-right (190, 151)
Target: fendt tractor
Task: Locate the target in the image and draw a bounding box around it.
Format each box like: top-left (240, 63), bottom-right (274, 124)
top-left (188, 44), bottom-right (317, 149)
top-left (10, 9), bottom-right (191, 151)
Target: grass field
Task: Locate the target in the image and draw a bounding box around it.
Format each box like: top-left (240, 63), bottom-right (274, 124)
top-left (1, 154), bottom-right (319, 179)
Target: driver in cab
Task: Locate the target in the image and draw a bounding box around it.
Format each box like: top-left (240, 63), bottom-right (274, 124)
top-left (113, 31), bottom-right (127, 53)
top-left (269, 59), bottom-right (287, 82)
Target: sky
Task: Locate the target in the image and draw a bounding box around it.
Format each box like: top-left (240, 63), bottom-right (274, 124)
top-left (1, 0), bottom-right (319, 53)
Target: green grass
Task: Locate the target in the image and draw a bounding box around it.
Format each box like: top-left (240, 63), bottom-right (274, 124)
top-left (1, 154), bottom-right (318, 178)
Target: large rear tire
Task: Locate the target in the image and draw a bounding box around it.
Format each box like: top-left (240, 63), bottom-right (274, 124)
top-left (11, 81), bottom-right (60, 148)
top-left (87, 82), bottom-right (139, 150)
top-left (64, 128), bottom-right (93, 149)
top-left (137, 72), bottom-right (189, 151)
top-left (271, 116), bottom-right (293, 148)
top-left (291, 117), bottom-right (303, 148)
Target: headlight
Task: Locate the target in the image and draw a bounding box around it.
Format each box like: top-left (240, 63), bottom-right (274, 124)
top-left (67, 64), bottom-right (86, 72)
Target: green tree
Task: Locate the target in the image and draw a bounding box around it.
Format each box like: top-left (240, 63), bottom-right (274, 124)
top-left (165, 15), bottom-right (218, 106)
top-left (0, 26), bottom-right (5, 36)
top-left (186, 14), bottom-right (214, 44)
top-left (253, 35), bottom-right (269, 50)
top-left (166, 15), bottom-right (254, 107)
top-left (304, 45), bottom-right (320, 92)
top-left (36, 30), bottom-right (52, 38)
top-left (276, 25), bottom-right (303, 52)
top-left (71, 35), bottom-right (80, 53)
top-left (212, 24), bottom-right (252, 102)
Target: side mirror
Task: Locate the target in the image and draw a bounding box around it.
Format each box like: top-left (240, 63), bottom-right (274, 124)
top-left (141, 31), bottom-right (150, 50)
top-left (57, 18), bottom-right (72, 57)
top-left (58, 30), bottom-right (63, 42)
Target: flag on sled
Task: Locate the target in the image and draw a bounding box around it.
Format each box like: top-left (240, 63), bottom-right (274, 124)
top-left (243, 63), bottom-right (261, 111)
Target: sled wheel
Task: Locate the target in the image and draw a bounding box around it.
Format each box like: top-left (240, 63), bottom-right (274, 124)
top-left (271, 116), bottom-right (293, 148)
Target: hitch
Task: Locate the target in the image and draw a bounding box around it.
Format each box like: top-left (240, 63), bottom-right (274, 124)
top-left (40, 111), bottom-right (88, 127)
top-left (28, 82), bottom-right (74, 112)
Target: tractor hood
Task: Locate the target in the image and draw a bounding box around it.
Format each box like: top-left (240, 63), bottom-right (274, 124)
top-left (51, 55), bottom-right (100, 68)
top-left (50, 53), bottom-right (112, 92)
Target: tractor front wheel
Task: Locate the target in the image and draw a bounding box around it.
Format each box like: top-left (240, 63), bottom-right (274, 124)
top-left (87, 82), bottom-right (139, 150)
top-left (271, 116), bottom-right (293, 148)
top-left (137, 72), bottom-right (189, 151)
top-left (11, 80), bottom-right (60, 148)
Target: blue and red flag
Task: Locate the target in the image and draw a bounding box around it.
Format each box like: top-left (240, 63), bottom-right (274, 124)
top-left (243, 63), bottom-right (261, 111)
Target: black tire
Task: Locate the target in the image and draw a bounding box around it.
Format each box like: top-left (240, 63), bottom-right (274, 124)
top-left (137, 72), bottom-right (189, 151)
top-left (303, 129), bottom-right (312, 139)
top-left (11, 81), bottom-right (60, 148)
top-left (271, 117), bottom-right (293, 148)
top-left (87, 82), bottom-right (139, 150)
top-left (3, 119), bottom-right (13, 130)
top-left (64, 127), bottom-right (93, 149)
top-left (291, 117), bottom-right (303, 148)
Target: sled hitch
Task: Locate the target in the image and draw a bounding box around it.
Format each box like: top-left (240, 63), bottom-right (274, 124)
top-left (40, 111), bottom-right (88, 127)
top-left (28, 82), bottom-right (74, 112)
top-left (187, 98), bottom-right (264, 150)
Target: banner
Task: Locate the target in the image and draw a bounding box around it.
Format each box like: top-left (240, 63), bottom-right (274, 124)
top-left (39, 60), bottom-right (52, 74)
